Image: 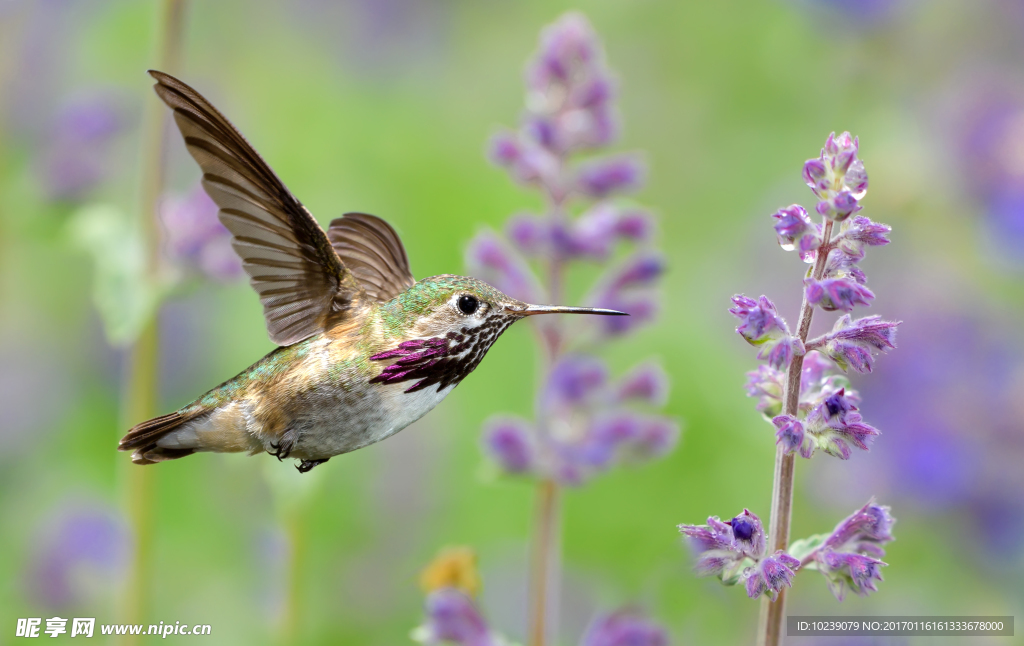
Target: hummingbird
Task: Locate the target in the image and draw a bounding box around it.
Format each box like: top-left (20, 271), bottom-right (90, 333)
top-left (118, 71), bottom-right (626, 473)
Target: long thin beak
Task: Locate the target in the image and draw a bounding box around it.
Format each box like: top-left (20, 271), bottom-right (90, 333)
top-left (515, 304), bottom-right (629, 317)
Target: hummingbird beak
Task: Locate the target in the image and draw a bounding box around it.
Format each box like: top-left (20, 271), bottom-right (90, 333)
top-left (514, 304), bottom-right (629, 317)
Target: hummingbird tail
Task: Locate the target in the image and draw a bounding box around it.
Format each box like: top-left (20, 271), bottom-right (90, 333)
top-left (119, 411), bottom-right (201, 465)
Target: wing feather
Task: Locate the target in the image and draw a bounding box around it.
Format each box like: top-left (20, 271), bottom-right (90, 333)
top-left (149, 70), bottom-right (363, 345)
top-left (327, 213), bottom-right (415, 302)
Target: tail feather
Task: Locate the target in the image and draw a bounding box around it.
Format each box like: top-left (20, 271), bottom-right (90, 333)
top-left (119, 411), bottom-right (201, 465)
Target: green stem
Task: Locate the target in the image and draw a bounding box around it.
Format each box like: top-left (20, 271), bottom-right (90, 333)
top-left (756, 219), bottom-right (833, 646)
top-left (118, 0), bottom-right (187, 638)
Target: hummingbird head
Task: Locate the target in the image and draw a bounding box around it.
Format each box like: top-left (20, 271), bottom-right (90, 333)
top-left (368, 275), bottom-right (626, 393)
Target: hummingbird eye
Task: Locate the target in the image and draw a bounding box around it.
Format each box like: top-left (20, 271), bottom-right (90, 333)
top-left (457, 295), bottom-right (479, 315)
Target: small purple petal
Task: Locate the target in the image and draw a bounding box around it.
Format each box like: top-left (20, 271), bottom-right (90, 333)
top-left (575, 154), bottom-right (645, 198)
top-left (483, 417), bottom-right (535, 474)
top-left (804, 277), bottom-right (874, 312)
top-left (580, 609), bottom-right (668, 646)
top-left (615, 362), bottom-right (669, 405)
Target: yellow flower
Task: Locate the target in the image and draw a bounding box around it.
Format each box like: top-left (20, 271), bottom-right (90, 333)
top-left (419, 546), bottom-right (480, 596)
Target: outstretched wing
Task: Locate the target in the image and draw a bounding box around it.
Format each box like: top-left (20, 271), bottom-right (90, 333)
top-left (327, 213), bottom-right (415, 302)
top-left (149, 70), bottom-right (364, 346)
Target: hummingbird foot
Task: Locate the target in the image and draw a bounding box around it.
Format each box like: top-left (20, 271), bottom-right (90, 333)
top-left (296, 458), bottom-right (329, 473)
top-left (268, 439), bottom-right (293, 461)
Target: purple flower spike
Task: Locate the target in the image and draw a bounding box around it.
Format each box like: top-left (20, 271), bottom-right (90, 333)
top-left (483, 417), bottom-right (535, 474)
top-left (804, 132), bottom-right (868, 221)
top-left (575, 154), bottom-right (645, 198)
top-left (416, 588), bottom-right (498, 646)
top-left (466, 230), bottom-right (544, 303)
top-left (804, 277), bottom-right (874, 312)
top-left (772, 204), bottom-right (822, 261)
top-left (822, 314), bottom-right (900, 373)
top-left (580, 609), bottom-right (669, 646)
top-left (744, 551), bottom-right (800, 601)
top-left (615, 362), bottom-right (669, 406)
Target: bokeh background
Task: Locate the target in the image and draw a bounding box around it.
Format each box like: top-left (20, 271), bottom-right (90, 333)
top-left (1, 0), bottom-right (1023, 644)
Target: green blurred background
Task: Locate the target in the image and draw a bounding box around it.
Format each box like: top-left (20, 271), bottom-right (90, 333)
top-left (1, 0), bottom-right (1023, 644)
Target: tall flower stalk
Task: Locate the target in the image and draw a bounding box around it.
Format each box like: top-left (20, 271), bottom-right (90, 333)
top-left (468, 14), bottom-right (676, 646)
top-left (119, 0), bottom-right (188, 636)
top-left (677, 133), bottom-right (899, 646)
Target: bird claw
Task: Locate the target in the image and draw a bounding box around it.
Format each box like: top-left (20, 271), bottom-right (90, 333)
top-left (269, 439), bottom-right (293, 461)
top-left (296, 458), bottom-right (329, 473)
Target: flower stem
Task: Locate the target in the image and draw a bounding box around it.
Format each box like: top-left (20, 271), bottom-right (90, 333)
top-left (119, 0), bottom-right (187, 637)
top-left (757, 219), bottom-right (833, 646)
top-left (528, 477), bottom-right (561, 646)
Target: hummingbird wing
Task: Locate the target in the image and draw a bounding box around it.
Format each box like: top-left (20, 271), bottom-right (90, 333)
top-left (149, 71), bottom-right (365, 346)
top-left (326, 213), bottom-right (415, 302)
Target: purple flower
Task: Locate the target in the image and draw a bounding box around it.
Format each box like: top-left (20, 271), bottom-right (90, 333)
top-left (729, 295), bottom-right (803, 369)
top-left (679, 509), bottom-right (766, 583)
top-left (580, 609), bottom-right (668, 646)
top-left (589, 253), bottom-right (663, 336)
top-left (744, 551), bottom-right (800, 601)
top-left (415, 588), bottom-right (499, 646)
top-left (615, 209), bottom-right (654, 241)
top-left (614, 362), bottom-right (669, 406)
top-left (772, 204), bottom-right (823, 261)
top-left (466, 230), bottom-right (544, 303)
top-left (28, 505), bottom-right (129, 608)
top-left (803, 132), bottom-right (869, 222)
top-left (804, 277), bottom-right (874, 312)
top-left (482, 417), bottom-right (535, 474)
top-left (773, 415), bottom-right (813, 458)
top-left (815, 550), bottom-right (886, 601)
top-left (38, 96), bottom-right (123, 201)
top-left (542, 354), bottom-right (609, 411)
top-left (160, 184), bottom-right (243, 282)
top-left (824, 501), bottom-right (896, 551)
top-left (505, 213), bottom-right (549, 256)
top-left (821, 314), bottom-right (900, 373)
top-left (836, 216), bottom-right (891, 259)
top-left (745, 365), bottom-right (784, 418)
top-left (575, 154), bottom-right (645, 198)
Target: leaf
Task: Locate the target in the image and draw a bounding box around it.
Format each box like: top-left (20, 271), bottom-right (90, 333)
top-left (67, 204), bottom-right (162, 345)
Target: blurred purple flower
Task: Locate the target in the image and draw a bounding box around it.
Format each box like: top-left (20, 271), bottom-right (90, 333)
top-left (574, 155), bottom-right (645, 199)
top-left (482, 417), bottom-right (535, 474)
top-left (414, 588), bottom-right (500, 646)
top-left (160, 184), bottom-right (243, 282)
top-left (579, 609), bottom-right (668, 646)
top-left (614, 362), bottom-right (669, 406)
top-left (466, 230), bottom-right (544, 303)
top-left (542, 354), bottom-right (609, 411)
top-left (505, 213), bottom-right (549, 256)
top-left (37, 96), bottom-right (123, 201)
top-left (28, 504), bottom-right (129, 608)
